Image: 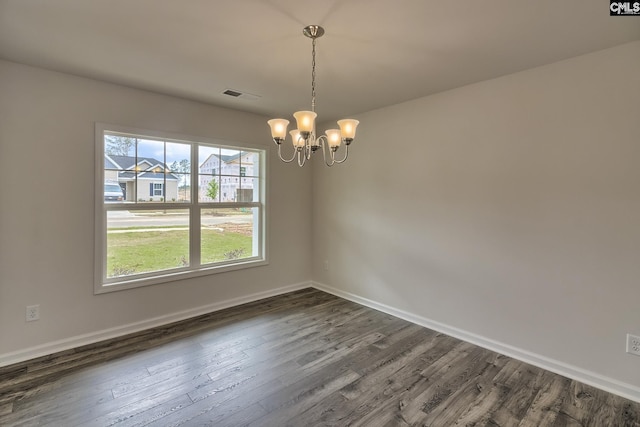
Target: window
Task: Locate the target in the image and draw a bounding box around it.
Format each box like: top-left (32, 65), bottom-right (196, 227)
top-left (95, 123), bottom-right (267, 293)
top-left (152, 183), bottom-right (163, 196)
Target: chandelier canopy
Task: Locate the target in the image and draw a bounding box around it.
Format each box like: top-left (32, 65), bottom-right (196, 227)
top-left (268, 25), bottom-right (359, 167)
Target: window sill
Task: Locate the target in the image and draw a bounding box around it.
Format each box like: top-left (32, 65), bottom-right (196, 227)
top-left (94, 258), bottom-right (268, 294)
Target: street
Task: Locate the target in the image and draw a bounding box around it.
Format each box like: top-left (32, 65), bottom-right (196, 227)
top-left (108, 212), bottom-right (252, 228)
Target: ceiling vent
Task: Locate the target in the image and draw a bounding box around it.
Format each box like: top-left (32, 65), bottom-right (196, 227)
top-left (222, 89), bottom-right (260, 101)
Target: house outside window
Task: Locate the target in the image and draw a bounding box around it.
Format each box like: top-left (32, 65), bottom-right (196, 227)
top-left (95, 123), bottom-right (267, 293)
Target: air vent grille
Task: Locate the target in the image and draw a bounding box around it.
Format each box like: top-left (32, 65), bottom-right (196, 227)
top-left (221, 88), bottom-right (261, 101)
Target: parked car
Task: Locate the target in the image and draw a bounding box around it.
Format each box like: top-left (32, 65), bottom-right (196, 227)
top-left (104, 183), bottom-right (124, 202)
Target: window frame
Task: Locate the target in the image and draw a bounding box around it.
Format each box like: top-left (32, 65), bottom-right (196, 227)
top-left (94, 123), bottom-right (268, 294)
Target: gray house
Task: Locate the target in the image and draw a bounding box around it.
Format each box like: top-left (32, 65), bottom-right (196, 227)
top-left (104, 155), bottom-right (180, 202)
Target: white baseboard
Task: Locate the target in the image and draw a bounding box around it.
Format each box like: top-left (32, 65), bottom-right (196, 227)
top-left (5, 280), bottom-right (639, 403)
top-left (312, 281), bottom-right (640, 403)
top-left (0, 281), bottom-right (311, 368)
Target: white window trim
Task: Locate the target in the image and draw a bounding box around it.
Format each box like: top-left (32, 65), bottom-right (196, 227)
top-left (94, 123), bottom-right (268, 294)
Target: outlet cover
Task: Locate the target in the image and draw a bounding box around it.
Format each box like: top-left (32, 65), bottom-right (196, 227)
top-left (26, 305), bottom-right (40, 322)
top-left (627, 334), bottom-right (640, 356)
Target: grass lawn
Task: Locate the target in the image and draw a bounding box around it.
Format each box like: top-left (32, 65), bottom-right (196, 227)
top-left (107, 228), bottom-right (252, 277)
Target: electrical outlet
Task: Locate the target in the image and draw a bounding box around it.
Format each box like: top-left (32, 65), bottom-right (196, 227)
top-left (26, 305), bottom-right (40, 322)
top-left (323, 260), bottom-right (329, 271)
top-left (627, 334), bottom-right (640, 356)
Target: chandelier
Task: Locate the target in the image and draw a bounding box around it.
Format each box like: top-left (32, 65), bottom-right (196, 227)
top-left (268, 25), bottom-right (359, 167)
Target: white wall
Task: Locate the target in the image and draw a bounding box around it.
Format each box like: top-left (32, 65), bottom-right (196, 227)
top-left (312, 41), bottom-right (640, 396)
top-left (1, 40), bottom-right (639, 400)
top-left (0, 60), bottom-right (312, 360)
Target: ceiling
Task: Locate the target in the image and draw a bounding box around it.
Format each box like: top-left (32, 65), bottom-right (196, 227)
top-left (1, 1), bottom-right (638, 123)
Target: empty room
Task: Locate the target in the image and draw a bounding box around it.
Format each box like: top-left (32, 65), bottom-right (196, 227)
top-left (1, 1), bottom-right (639, 425)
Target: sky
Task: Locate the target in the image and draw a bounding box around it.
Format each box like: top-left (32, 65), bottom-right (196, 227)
top-left (107, 136), bottom-right (247, 167)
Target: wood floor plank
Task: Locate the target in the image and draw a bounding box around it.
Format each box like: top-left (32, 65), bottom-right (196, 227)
top-left (248, 369), bottom-right (362, 427)
top-left (1, 288), bottom-right (640, 427)
top-left (518, 374), bottom-right (569, 426)
top-left (490, 363), bottom-right (549, 426)
top-left (380, 348), bottom-right (505, 426)
top-left (290, 333), bottom-right (461, 426)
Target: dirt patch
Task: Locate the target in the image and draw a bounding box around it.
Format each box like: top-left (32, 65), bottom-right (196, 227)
top-left (214, 222), bottom-right (253, 236)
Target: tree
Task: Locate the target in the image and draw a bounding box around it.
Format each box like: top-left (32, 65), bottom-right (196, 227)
top-left (206, 179), bottom-right (218, 200)
top-left (105, 136), bottom-right (135, 156)
top-left (171, 159), bottom-right (190, 174)
top-left (179, 159), bottom-right (189, 173)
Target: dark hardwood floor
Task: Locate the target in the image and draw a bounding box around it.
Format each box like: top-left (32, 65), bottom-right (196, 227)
top-left (1, 288), bottom-right (639, 426)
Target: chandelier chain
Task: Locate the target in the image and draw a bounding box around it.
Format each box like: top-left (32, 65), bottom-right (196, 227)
top-left (311, 37), bottom-right (316, 112)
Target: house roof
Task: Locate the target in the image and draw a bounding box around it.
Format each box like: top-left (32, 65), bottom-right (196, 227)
top-left (104, 155), bottom-right (120, 170)
top-left (107, 155), bottom-right (164, 170)
top-left (105, 155), bottom-right (179, 180)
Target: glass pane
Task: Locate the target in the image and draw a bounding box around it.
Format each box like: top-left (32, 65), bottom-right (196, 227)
top-left (106, 209), bottom-right (189, 278)
top-left (240, 151), bottom-right (260, 177)
top-left (201, 208), bottom-right (258, 264)
top-left (135, 139), bottom-right (165, 203)
top-left (237, 176), bottom-right (255, 202)
top-left (104, 136), bottom-right (132, 204)
top-left (166, 142), bottom-right (191, 170)
top-left (199, 145), bottom-right (219, 171)
top-left (219, 176), bottom-right (241, 202)
top-left (166, 143), bottom-right (191, 203)
top-left (105, 135), bottom-right (136, 157)
top-left (137, 138), bottom-right (165, 163)
top-left (199, 145), bottom-right (219, 203)
top-left (220, 148), bottom-right (241, 170)
top-left (242, 177), bottom-right (260, 202)
top-left (170, 173), bottom-right (190, 202)
top-left (103, 134), bottom-right (137, 203)
top-left (199, 175), bottom-right (219, 203)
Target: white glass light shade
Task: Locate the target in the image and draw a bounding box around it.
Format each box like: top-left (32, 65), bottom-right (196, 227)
top-left (293, 111), bottom-right (317, 133)
top-left (325, 129), bottom-right (342, 148)
top-left (267, 119), bottom-right (289, 139)
top-left (337, 119), bottom-right (359, 139)
top-left (290, 130), bottom-right (305, 148)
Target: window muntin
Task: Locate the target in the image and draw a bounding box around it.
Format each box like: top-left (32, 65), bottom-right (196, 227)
top-left (96, 124), bottom-right (267, 293)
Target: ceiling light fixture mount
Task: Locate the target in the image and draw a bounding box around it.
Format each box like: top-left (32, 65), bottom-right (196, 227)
top-left (268, 25), bottom-right (359, 167)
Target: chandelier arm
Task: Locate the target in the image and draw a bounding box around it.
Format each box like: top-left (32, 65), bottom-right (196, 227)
top-left (297, 149), bottom-right (307, 167)
top-left (276, 143), bottom-right (298, 163)
top-left (317, 136), bottom-right (336, 167)
top-left (332, 144), bottom-right (350, 164)
top-left (307, 133), bottom-right (319, 160)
